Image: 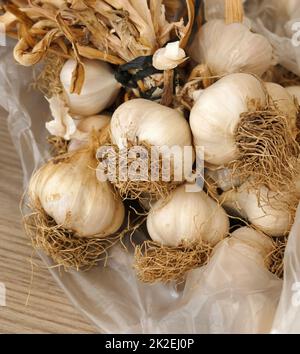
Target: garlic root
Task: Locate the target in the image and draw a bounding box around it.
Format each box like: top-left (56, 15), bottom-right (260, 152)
top-left (231, 105), bottom-right (299, 190)
top-left (134, 240), bottom-right (213, 284)
top-left (24, 206), bottom-right (120, 270)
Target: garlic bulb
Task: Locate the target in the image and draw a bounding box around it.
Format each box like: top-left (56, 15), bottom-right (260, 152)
top-left (224, 227), bottom-right (274, 268)
top-left (189, 19), bottom-right (273, 76)
top-left (111, 98), bottom-right (193, 160)
top-left (190, 73), bottom-right (265, 165)
top-left (153, 41), bottom-right (187, 70)
top-left (60, 59), bottom-right (121, 116)
top-left (29, 149), bottom-right (125, 237)
top-left (286, 86), bottom-right (300, 103)
top-left (110, 99), bottom-right (194, 199)
top-left (190, 73), bottom-right (298, 166)
top-left (68, 115), bottom-right (111, 152)
top-left (147, 184), bottom-right (229, 247)
top-left (220, 182), bottom-right (293, 237)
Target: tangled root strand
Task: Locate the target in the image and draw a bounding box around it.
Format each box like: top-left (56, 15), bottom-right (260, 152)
top-left (134, 240), bottom-right (213, 283)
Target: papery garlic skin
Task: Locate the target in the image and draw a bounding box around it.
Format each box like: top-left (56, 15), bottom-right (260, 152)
top-left (147, 184), bottom-right (229, 247)
top-left (286, 86), bottom-right (300, 103)
top-left (29, 150), bottom-right (125, 238)
top-left (60, 59), bottom-right (120, 116)
top-left (46, 95), bottom-right (78, 141)
top-left (221, 183), bottom-right (293, 237)
top-left (190, 73), bottom-right (266, 165)
top-left (68, 115), bottom-right (111, 152)
top-left (189, 20), bottom-right (273, 77)
top-left (111, 98), bottom-right (193, 149)
top-left (153, 41), bottom-right (187, 70)
top-left (43, 0), bottom-right (65, 8)
top-left (225, 227), bottom-right (274, 268)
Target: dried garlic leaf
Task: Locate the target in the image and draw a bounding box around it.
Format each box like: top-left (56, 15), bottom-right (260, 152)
top-left (77, 44), bottom-right (125, 65)
top-left (14, 28), bottom-right (62, 66)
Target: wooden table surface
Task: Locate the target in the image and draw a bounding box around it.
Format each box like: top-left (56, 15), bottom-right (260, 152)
top-left (0, 115), bottom-right (98, 334)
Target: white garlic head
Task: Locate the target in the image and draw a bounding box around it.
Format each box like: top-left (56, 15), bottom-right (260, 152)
top-left (189, 19), bottom-right (273, 76)
top-left (221, 182), bottom-right (293, 237)
top-left (29, 150), bottom-right (125, 238)
top-left (190, 73), bottom-right (266, 165)
top-left (60, 59), bottom-right (121, 116)
top-left (147, 184), bottom-right (229, 247)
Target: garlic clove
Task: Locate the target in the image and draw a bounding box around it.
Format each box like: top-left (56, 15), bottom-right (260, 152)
top-left (60, 59), bottom-right (121, 116)
top-left (153, 41), bottom-right (187, 71)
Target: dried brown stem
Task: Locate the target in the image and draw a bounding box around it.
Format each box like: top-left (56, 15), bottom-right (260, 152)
top-left (161, 69), bottom-right (174, 107)
top-left (225, 0), bottom-right (244, 24)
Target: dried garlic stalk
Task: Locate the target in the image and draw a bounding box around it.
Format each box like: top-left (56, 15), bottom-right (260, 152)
top-left (4, 0), bottom-right (195, 66)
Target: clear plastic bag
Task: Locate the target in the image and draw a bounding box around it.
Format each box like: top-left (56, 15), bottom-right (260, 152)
top-left (204, 0), bottom-right (300, 76)
top-left (1, 27), bottom-right (300, 335)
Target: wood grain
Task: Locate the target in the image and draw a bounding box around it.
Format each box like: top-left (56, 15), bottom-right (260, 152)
top-left (0, 114), bottom-right (98, 334)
